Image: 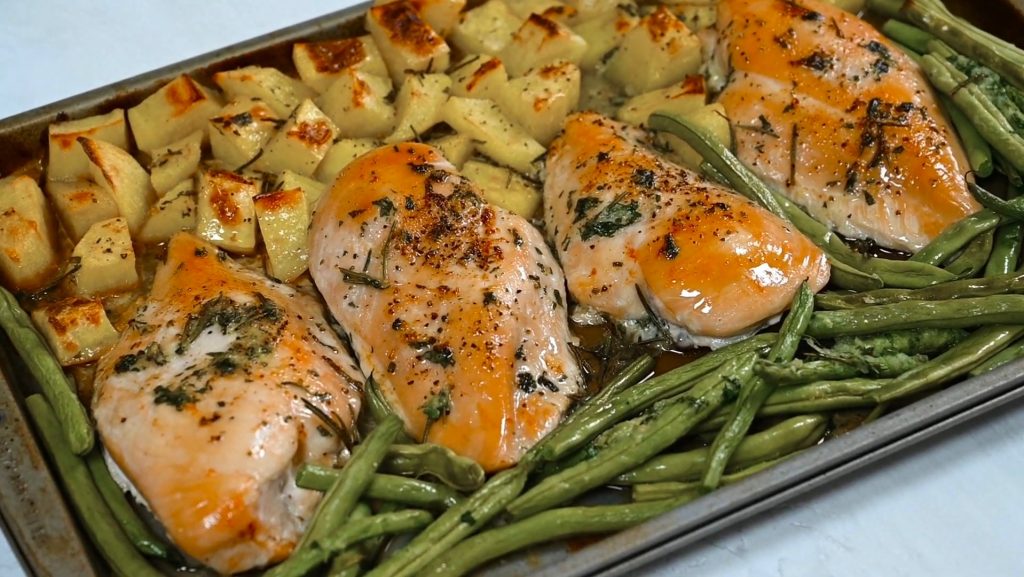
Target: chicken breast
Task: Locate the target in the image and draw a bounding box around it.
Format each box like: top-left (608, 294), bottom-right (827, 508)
top-left (713, 0), bottom-right (979, 252)
top-left (92, 233), bottom-right (363, 574)
top-left (544, 112), bottom-right (830, 345)
top-left (309, 143), bottom-right (583, 472)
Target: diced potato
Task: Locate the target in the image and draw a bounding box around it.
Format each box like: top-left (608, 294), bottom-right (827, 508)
top-left (47, 109), bottom-right (129, 181)
top-left (573, 5), bottom-right (639, 69)
top-left (657, 103), bottom-right (732, 169)
top-left (138, 180), bottom-right (197, 244)
top-left (666, 1), bottom-right (717, 31)
top-left (462, 160), bottom-right (542, 217)
top-left (386, 73), bottom-right (453, 144)
top-left (251, 100), bottom-right (338, 177)
top-left (315, 138), bottom-right (382, 184)
top-left (374, 0), bottom-right (467, 36)
top-left (213, 66), bottom-right (317, 118)
top-left (429, 133), bottom-right (475, 168)
top-left (0, 175), bottom-right (59, 291)
top-left (450, 0), bottom-right (522, 56)
top-left (293, 36), bottom-right (390, 93)
top-left (254, 187), bottom-right (310, 282)
top-left (616, 75), bottom-right (707, 127)
top-left (70, 217), bottom-right (138, 296)
top-left (277, 170), bottom-right (327, 215)
top-left (563, 0), bottom-right (624, 20)
top-left (127, 75), bottom-right (222, 152)
top-left (208, 99), bottom-right (281, 170)
top-left (196, 169), bottom-right (259, 253)
top-left (604, 6), bottom-right (701, 95)
top-left (509, 0), bottom-right (577, 23)
top-left (317, 69), bottom-right (396, 139)
top-left (81, 137), bottom-right (155, 235)
top-left (149, 130), bottom-right (203, 194)
top-left (498, 60), bottom-right (581, 145)
top-left (366, 1), bottom-right (451, 83)
top-left (45, 179), bottom-right (120, 243)
top-left (441, 97), bottom-right (545, 175)
top-left (449, 55), bottom-right (508, 101)
top-left (31, 297), bottom-right (119, 366)
top-left (500, 14), bottom-right (587, 76)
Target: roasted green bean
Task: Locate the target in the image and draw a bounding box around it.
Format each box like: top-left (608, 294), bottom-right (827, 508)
top-left (806, 296), bottom-right (1024, 338)
top-left (297, 467), bottom-right (462, 511)
top-left (382, 444), bottom-right (485, 492)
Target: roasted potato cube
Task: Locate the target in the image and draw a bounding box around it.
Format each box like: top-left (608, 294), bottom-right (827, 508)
top-left (251, 100), bottom-right (338, 177)
top-left (429, 133), bottom-right (475, 168)
top-left (499, 60), bottom-right (580, 145)
top-left (293, 35), bottom-right (390, 93)
top-left (374, 0), bottom-right (467, 36)
top-left (315, 138), bottom-right (382, 184)
top-left (667, 0), bottom-right (717, 31)
top-left (149, 130), bottom-right (203, 195)
top-left (616, 75), bottom-right (707, 127)
top-left (441, 97), bottom-right (545, 174)
top-left (574, 5), bottom-right (639, 69)
top-left (47, 109), bottom-right (129, 181)
top-left (317, 69), bottom-right (396, 139)
top-left (0, 175), bottom-right (59, 291)
top-left (501, 14), bottom-right (587, 76)
top-left (81, 137), bottom-right (155, 235)
top-left (387, 73), bottom-right (452, 143)
top-left (451, 0), bottom-right (523, 55)
top-left (509, 0), bottom-right (577, 23)
top-left (658, 103), bottom-right (732, 169)
top-left (127, 75), bottom-right (221, 152)
top-left (31, 297), bottom-right (119, 366)
top-left (366, 1), bottom-right (451, 83)
top-left (208, 99), bottom-right (281, 170)
top-left (604, 6), bottom-right (701, 95)
top-left (138, 180), bottom-right (197, 244)
top-left (277, 170), bottom-right (328, 215)
top-left (254, 187), bottom-right (310, 282)
top-left (462, 160), bottom-right (542, 217)
top-left (196, 169), bottom-right (259, 254)
top-left (45, 179), bottom-right (120, 243)
top-left (213, 66), bottom-right (317, 118)
top-left (70, 217), bottom-right (138, 296)
top-left (450, 55), bottom-right (508, 100)
top-left (564, 0), bottom-right (624, 20)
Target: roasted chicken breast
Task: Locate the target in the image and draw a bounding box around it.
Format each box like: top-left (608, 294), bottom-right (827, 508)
top-left (310, 143), bottom-right (583, 472)
top-left (544, 112), bottom-right (831, 345)
top-left (93, 233), bottom-right (363, 574)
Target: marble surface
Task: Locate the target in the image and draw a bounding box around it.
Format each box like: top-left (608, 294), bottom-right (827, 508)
top-left (2, 2), bottom-right (1023, 576)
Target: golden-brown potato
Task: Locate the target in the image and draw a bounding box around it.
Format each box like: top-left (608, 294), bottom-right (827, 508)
top-left (31, 297), bottom-right (120, 366)
top-left (254, 187), bottom-right (310, 282)
top-left (70, 217), bottom-right (138, 297)
top-left (449, 55), bottom-right (508, 100)
top-left (616, 75), bottom-right (707, 127)
top-left (498, 60), bottom-right (581, 145)
top-left (45, 179), bottom-right (120, 243)
top-left (450, 0), bottom-right (522, 56)
top-left (149, 130), bottom-right (204, 194)
top-left (293, 35), bottom-right (390, 93)
top-left (80, 137), bottom-right (156, 235)
top-left (277, 170), bottom-right (327, 215)
top-left (573, 5), bottom-right (639, 69)
top-left (603, 6), bottom-right (701, 95)
top-left (196, 169), bottom-right (259, 254)
top-left (316, 69), bottom-right (396, 139)
top-left (500, 13), bottom-right (587, 76)
top-left (47, 109), bottom-right (129, 181)
top-left (509, 0), bottom-right (577, 23)
top-left (366, 1), bottom-right (451, 83)
top-left (429, 132), bottom-right (476, 168)
top-left (315, 139), bottom-right (382, 184)
top-left (213, 66), bottom-right (317, 118)
top-left (373, 0), bottom-right (467, 36)
top-left (441, 97), bottom-right (545, 174)
top-left (462, 160), bottom-right (542, 217)
top-left (657, 103), bottom-right (732, 169)
top-left (386, 73), bottom-right (452, 143)
top-left (207, 99), bottom-right (281, 170)
top-left (0, 175), bottom-right (60, 292)
top-left (251, 100), bottom-right (338, 177)
top-left (138, 180), bottom-right (197, 244)
top-left (127, 75), bottom-right (222, 152)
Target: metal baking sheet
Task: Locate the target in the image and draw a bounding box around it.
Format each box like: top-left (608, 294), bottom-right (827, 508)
top-left (2, 1), bottom-right (1024, 576)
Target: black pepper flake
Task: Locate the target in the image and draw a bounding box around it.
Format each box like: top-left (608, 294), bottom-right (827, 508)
top-left (517, 372), bottom-right (537, 393)
top-left (631, 168), bottom-right (656, 189)
top-left (373, 197), bottom-right (396, 217)
top-left (662, 234), bottom-right (680, 260)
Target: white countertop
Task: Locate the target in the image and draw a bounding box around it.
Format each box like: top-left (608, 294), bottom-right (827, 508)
top-left (2, 2), bottom-right (1023, 576)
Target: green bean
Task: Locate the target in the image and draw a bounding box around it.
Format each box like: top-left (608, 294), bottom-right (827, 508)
top-left (532, 334), bottom-right (775, 462)
top-left (943, 229), bottom-right (994, 278)
top-left (420, 497), bottom-right (697, 577)
top-left (0, 286), bottom-right (94, 455)
top-left (327, 503), bottom-right (373, 577)
top-left (616, 414), bottom-right (827, 485)
top-left (84, 451), bottom-right (170, 559)
top-left (910, 210), bottom-right (1002, 266)
top-left (701, 284), bottom-right (813, 491)
top-left (25, 396), bottom-right (163, 577)
top-left (815, 272), bottom-right (1024, 310)
top-left (969, 182), bottom-right (1024, 222)
top-left (647, 112), bottom-right (955, 289)
top-left (868, 0), bottom-right (905, 18)
top-left (828, 328), bottom-right (969, 356)
top-left (382, 444), bottom-right (485, 492)
top-left (286, 414), bottom-right (403, 576)
top-left (941, 95), bottom-right (995, 178)
top-left (882, 19), bottom-right (935, 55)
top-left (265, 510), bottom-right (434, 577)
top-left (365, 376), bottom-right (398, 426)
top-left (585, 354), bottom-right (656, 408)
top-left (806, 295), bottom-right (1024, 338)
top-left (507, 352), bottom-right (758, 519)
top-left (633, 454), bottom-right (798, 502)
top-left (755, 353), bottom-right (927, 385)
top-left (968, 335), bottom-right (1024, 376)
top-left (986, 223), bottom-right (1023, 276)
top-left (364, 466), bottom-right (531, 577)
top-left (297, 467), bottom-right (462, 511)
top-left (998, 154), bottom-right (1024, 188)
top-left (872, 325), bottom-right (1024, 402)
